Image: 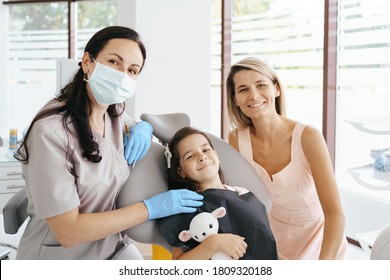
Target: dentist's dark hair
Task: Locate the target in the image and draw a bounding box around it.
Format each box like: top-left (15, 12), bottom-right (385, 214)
top-left (167, 126), bottom-right (225, 192)
top-left (15, 26), bottom-right (146, 174)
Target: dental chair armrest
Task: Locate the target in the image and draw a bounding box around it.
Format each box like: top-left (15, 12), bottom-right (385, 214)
top-left (3, 188), bottom-right (28, 234)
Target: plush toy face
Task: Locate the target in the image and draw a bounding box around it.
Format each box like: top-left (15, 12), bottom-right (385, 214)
top-left (188, 212), bottom-right (219, 242)
top-left (178, 207), bottom-right (226, 243)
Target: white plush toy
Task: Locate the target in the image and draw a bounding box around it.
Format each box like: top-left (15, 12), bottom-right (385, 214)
top-left (178, 206), bottom-right (232, 260)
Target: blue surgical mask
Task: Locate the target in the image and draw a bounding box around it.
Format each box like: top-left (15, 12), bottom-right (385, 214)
top-left (86, 60), bottom-right (137, 106)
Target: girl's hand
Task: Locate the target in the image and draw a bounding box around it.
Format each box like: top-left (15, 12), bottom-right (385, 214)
top-left (207, 233), bottom-right (247, 260)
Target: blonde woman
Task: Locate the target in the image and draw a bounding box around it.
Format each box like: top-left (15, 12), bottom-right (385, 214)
top-left (226, 57), bottom-right (348, 260)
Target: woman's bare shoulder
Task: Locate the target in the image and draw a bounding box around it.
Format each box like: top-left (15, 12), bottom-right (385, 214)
top-left (301, 124), bottom-right (323, 142)
top-left (300, 124), bottom-right (328, 159)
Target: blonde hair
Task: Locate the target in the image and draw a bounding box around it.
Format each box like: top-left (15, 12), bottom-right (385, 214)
top-left (226, 57), bottom-right (286, 130)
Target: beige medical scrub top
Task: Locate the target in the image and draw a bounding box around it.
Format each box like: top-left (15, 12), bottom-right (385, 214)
top-left (16, 101), bottom-right (133, 259)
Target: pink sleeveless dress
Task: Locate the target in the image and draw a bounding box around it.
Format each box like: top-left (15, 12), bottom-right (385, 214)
top-left (237, 123), bottom-right (348, 259)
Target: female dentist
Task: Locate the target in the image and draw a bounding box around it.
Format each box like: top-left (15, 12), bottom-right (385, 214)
top-left (14, 26), bottom-right (203, 260)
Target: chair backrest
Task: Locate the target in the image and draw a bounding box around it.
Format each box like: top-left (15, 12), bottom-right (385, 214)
top-left (370, 224), bottom-right (390, 260)
top-left (116, 113), bottom-right (272, 252)
top-left (3, 188), bottom-right (28, 234)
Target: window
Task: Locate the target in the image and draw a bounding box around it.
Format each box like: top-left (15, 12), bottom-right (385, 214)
top-left (7, 2), bottom-right (69, 134)
top-left (211, 0), bottom-right (222, 136)
top-left (335, 0), bottom-right (390, 236)
top-left (231, 0), bottom-right (325, 131)
top-left (76, 1), bottom-right (117, 59)
top-left (213, 0), bottom-right (390, 238)
top-left (1, 0), bottom-right (117, 139)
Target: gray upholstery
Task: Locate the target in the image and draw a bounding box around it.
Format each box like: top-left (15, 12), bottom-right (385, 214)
top-left (3, 188), bottom-right (28, 234)
top-left (116, 113), bottom-right (272, 252)
top-left (116, 113), bottom-right (192, 251)
top-left (140, 112), bottom-right (271, 211)
top-left (206, 132), bottom-right (272, 212)
top-left (371, 224), bottom-right (390, 260)
top-left (141, 113), bottom-right (190, 145)
top-left (117, 142), bottom-right (171, 250)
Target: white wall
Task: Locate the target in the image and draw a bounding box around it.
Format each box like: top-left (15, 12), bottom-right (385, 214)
top-left (0, 5), bottom-right (9, 139)
top-left (117, 0), bottom-right (212, 132)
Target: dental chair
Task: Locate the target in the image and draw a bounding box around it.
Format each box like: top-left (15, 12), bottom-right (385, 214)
top-left (116, 112), bottom-right (272, 252)
top-left (3, 113), bottom-right (272, 257)
top-left (370, 224), bottom-right (390, 260)
top-left (1, 185), bottom-right (27, 258)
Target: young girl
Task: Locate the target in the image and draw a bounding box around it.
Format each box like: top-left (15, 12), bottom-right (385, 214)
top-left (158, 127), bottom-right (277, 260)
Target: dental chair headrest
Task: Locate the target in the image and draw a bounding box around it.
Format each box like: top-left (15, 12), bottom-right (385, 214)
top-left (141, 113), bottom-right (190, 144)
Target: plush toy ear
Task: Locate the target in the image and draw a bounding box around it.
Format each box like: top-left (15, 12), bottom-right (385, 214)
top-left (178, 230), bottom-right (192, 242)
top-left (212, 207), bottom-right (226, 219)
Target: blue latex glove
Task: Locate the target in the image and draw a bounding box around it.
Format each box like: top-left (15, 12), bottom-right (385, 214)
top-left (143, 189), bottom-right (204, 220)
top-left (124, 121), bottom-right (153, 166)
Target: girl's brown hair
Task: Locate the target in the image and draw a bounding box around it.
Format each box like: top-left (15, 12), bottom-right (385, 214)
top-left (167, 126), bottom-right (225, 192)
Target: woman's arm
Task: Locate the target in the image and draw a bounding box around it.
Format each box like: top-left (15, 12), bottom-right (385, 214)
top-left (47, 188), bottom-right (203, 247)
top-left (301, 126), bottom-right (346, 260)
top-left (171, 233), bottom-right (247, 260)
top-left (47, 202), bottom-right (148, 247)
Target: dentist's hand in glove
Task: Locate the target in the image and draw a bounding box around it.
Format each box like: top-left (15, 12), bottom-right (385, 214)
top-left (124, 121), bottom-right (153, 166)
top-left (143, 189), bottom-right (204, 220)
